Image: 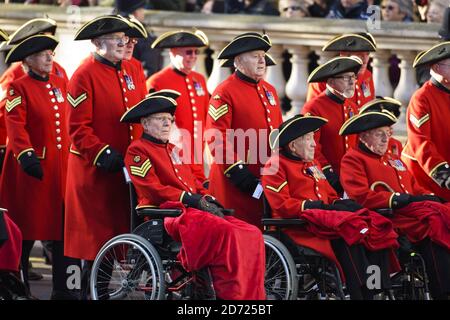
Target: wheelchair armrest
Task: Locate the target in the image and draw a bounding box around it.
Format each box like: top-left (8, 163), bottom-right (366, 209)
top-left (261, 218), bottom-right (307, 227)
top-left (375, 208), bottom-right (394, 217)
top-left (136, 208), bottom-right (183, 218)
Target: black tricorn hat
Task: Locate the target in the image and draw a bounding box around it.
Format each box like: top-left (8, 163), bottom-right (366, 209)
top-left (7, 18), bottom-right (57, 45)
top-left (0, 29), bottom-right (9, 42)
top-left (115, 0), bottom-right (146, 15)
top-left (307, 56), bottom-right (362, 83)
top-left (339, 111), bottom-right (397, 136)
top-left (438, 7), bottom-right (450, 41)
top-left (217, 32), bottom-right (272, 59)
top-left (220, 52), bottom-right (276, 68)
top-left (121, 90), bottom-right (180, 123)
top-left (413, 41), bottom-right (450, 68)
top-left (74, 15), bottom-right (132, 40)
top-left (125, 16), bottom-right (148, 38)
top-left (359, 97), bottom-right (402, 118)
top-left (151, 30), bottom-right (208, 49)
top-left (269, 115), bottom-right (328, 149)
top-left (5, 35), bottom-right (58, 64)
top-left (322, 32), bottom-right (377, 52)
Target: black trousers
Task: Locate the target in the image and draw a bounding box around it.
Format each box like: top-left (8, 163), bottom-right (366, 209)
top-left (21, 240), bottom-right (80, 298)
top-left (331, 239), bottom-right (392, 300)
top-left (414, 238), bottom-right (450, 300)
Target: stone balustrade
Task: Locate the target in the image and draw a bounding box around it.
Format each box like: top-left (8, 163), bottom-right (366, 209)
top-left (0, 3), bottom-right (442, 136)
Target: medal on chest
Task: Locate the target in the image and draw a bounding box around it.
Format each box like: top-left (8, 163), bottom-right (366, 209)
top-left (123, 72), bottom-right (135, 91)
top-left (53, 87), bottom-right (65, 103)
top-left (193, 80), bottom-right (205, 96)
top-left (264, 87), bottom-right (276, 106)
top-left (306, 165), bottom-right (327, 180)
top-left (361, 81), bottom-right (371, 98)
top-left (388, 159), bottom-right (406, 171)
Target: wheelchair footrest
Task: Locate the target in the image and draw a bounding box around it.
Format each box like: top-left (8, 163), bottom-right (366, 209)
top-left (136, 208), bottom-right (182, 218)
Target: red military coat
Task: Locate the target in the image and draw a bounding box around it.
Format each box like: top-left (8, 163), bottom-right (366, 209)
top-left (402, 79), bottom-right (450, 200)
top-left (64, 54), bottom-right (146, 260)
top-left (205, 71), bottom-right (283, 226)
top-left (341, 144), bottom-right (429, 209)
top-left (0, 61), bottom-right (68, 156)
top-left (306, 69), bottom-right (375, 111)
top-left (302, 90), bottom-right (358, 175)
top-left (261, 152), bottom-right (342, 273)
top-left (0, 72), bottom-right (69, 240)
top-left (146, 66), bottom-right (209, 182)
top-left (125, 134), bottom-right (205, 207)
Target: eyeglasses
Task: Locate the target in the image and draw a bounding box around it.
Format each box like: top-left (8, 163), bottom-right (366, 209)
top-left (372, 130), bottom-right (392, 139)
top-left (149, 115), bottom-right (175, 123)
top-left (283, 6), bottom-right (301, 12)
top-left (184, 49), bottom-right (200, 56)
top-left (127, 38), bottom-right (138, 45)
top-left (438, 62), bottom-right (450, 67)
top-left (333, 74), bottom-right (357, 82)
top-left (102, 35), bottom-right (130, 44)
top-left (32, 50), bottom-right (55, 58)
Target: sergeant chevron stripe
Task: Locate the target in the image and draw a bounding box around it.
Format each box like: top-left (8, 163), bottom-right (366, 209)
top-left (5, 96), bottom-right (22, 112)
top-left (208, 103), bottom-right (228, 121)
top-left (265, 181), bottom-right (288, 193)
top-left (130, 159), bottom-right (152, 178)
top-left (67, 92), bottom-right (87, 108)
top-left (409, 113), bottom-right (430, 128)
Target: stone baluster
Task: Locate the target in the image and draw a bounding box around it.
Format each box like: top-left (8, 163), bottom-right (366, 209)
top-left (264, 45), bottom-right (286, 100)
top-left (315, 49), bottom-right (336, 65)
top-left (162, 49), bottom-right (171, 69)
top-left (371, 49), bottom-right (393, 98)
top-left (284, 45), bottom-right (310, 118)
top-left (393, 51), bottom-right (418, 136)
top-left (206, 41), bottom-right (230, 94)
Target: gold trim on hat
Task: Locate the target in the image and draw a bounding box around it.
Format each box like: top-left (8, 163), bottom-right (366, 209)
top-left (5, 34), bottom-right (59, 64)
top-left (413, 41), bottom-right (450, 68)
top-left (0, 29), bottom-right (9, 42)
top-left (307, 56), bottom-right (362, 83)
top-left (151, 29), bottom-right (208, 49)
top-left (358, 97), bottom-right (402, 114)
top-left (120, 95), bottom-right (177, 122)
top-left (339, 111), bottom-right (397, 136)
top-left (322, 33), bottom-right (377, 52)
top-left (74, 15), bottom-right (132, 40)
top-left (217, 34), bottom-right (272, 59)
top-left (6, 17), bottom-right (57, 45)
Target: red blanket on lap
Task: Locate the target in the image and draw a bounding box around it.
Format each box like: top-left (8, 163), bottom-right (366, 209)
top-left (0, 212), bottom-right (22, 272)
top-left (161, 202), bottom-right (266, 300)
top-left (300, 208), bottom-right (399, 251)
top-left (394, 201), bottom-right (450, 250)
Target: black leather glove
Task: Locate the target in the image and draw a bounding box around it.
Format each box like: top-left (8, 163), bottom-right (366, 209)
top-left (303, 200), bottom-right (348, 211)
top-left (181, 193), bottom-right (225, 218)
top-left (322, 203), bottom-right (349, 211)
top-left (409, 194), bottom-right (442, 203)
top-left (334, 199), bottom-right (364, 212)
top-left (0, 147), bottom-right (5, 172)
top-left (95, 147), bottom-right (124, 173)
top-left (18, 150), bottom-right (43, 180)
top-left (323, 166), bottom-right (344, 194)
top-left (225, 162), bottom-right (259, 195)
top-left (391, 193), bottom-right (411, 209)
top-left (431, 163), bottom-right (450, 189)
top-left (202, 180), bottom-right (209, 190)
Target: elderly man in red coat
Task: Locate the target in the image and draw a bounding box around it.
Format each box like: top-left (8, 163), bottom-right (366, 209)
top-left (121, 91), bottom-right (266, 300)
top-left (402, 41), bottom-right (450, 202)
top-left (146, 30), bottom-right (209, 184)
top-left (302, 56), bottom-right (362, 195)
top-left (306, 32), bottom-right (376, 111)
top-left (1, 35), bottom-right (78, 299)
top-left (0, 19), bottom-right (68, 172)
top-left (64, 15), bottom-right (146, 298)
top-left (206, 32), bottom-right (283, 227)
top-left (340, 108), bottom-right (450, 299)
top-left (261, 115), bottom-right (399, 299)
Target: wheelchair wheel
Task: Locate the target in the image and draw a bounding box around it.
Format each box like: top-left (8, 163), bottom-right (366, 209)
top-left (264, 235), bottom-right (298, 300)
top-left (90, 234), bottom-right (165, 300)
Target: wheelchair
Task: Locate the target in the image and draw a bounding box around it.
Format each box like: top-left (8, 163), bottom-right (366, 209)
top-left (261, 195), bottom-right (346, 300)
top-left (89, 172), bottom-right (215, 300)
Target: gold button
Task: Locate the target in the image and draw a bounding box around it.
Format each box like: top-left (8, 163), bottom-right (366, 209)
top-left (56, 144), bottom-right (62, 149)
top-left (56, 121), bottom-right (60, 126)
top-left (51, 98), bottom-right (56, 103)
top-left (49, 91), bottom-right (54, 95)
top-left (54, 106), bottom-right (58, 110)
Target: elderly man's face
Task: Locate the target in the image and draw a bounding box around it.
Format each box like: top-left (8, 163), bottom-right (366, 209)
top-left (288, 131), bottom-right (316, 161)
top-left (170, 47), bottom-right (199, 74)
top-left (141, 112), bottom-right (175, 142)
top-left (93, 32), bottom-right (127, 64)
top-left (328, 71), bottom-right (357, 99)
top-left (24, 49), bottom-right (54, 76)
top-left (124, 38), bottom-right (138, 61)
top-left (235, 50), bottom-right (266, 81)
top-left (432, 58), bottom-right (450, 82)
top-left (360, 126), bottom-right (392, 156)
top-left (340, 52), bottom-right (369, 75)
